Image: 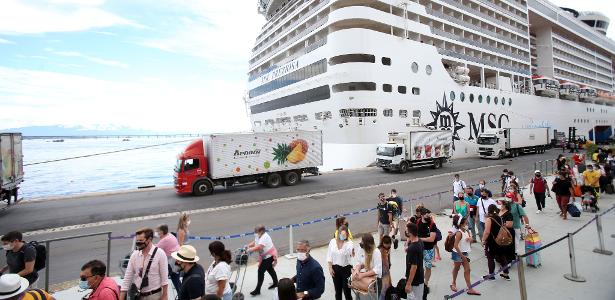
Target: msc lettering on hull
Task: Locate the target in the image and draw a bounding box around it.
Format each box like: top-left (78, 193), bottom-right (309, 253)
top-left (467, 113), bottom-right (510, 140)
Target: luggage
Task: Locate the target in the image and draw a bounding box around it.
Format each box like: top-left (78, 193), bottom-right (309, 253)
top-left (606, 184), bottom-right (615, 195)
top-left (567, 202), bottom-right (581, 217)
top-left (524, 228), bottom-right (542, 268)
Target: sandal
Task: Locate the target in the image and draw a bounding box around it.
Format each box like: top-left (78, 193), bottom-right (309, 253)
top-left (467, 290), bottom-right (481, 296)
top-left (450, 284), bottom-right (458, 292)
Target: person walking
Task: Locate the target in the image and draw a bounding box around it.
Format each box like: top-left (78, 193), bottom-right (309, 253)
top-left (294, 241), bottom-right (325, 299)
top-left (353, 234), bottom-right (382, 295)
top-left (453, 192), bottom-right (469, 218)
top-left (378, 236), bottom-right (393, 300)
top-left (0, 231), bottom-right (38, 288)
top-left (553, 171), bottom-right (576, 220)
top-left (246, 225), bottom-right (279, 296)
top-left (557, 154), bottom-right (566, 171)
top-left (154, 224), bottom-right (181, 294)
top-left (0, 274), bottom-right (55, 300)
top-left (582, 164), bottom-right (601, 198)
top-left (205, 242), bottom-right (233, 300)
top-left (449, 215), bottom-right (481, 296)
top-left (177, 213), bottom-right (191, 246)
top-left (506, 195), bottom-right (530, 257)
top-left (464, 187), bottom-right (479, 242)
top-left (529, 171), bottom-right (551, 214)
top-left (452, 174), bottom-right (467, 202)
top-left (377, 193), bottom-right (393, 243)
top-left (120, 228), bottom-right (168, 300)
top-left (334, 217), bottom-right (353, 240)
top-left (326, 225), bottom-right (353, 300)
top-left (172, 245), bottom-right (205, 300)
top-left (482, 205), bottom-right (511, 281)
top-left (416, 208), bottom-right (437, 297)
top-left (476, 190), bottom-right (497, 242)
top-left (79, 260), bottom-right (120, 300)
top-left (404, 223), bottom-right (424, 300)
top-left (500, 169), bottom-right (509, 193)
top-left (388, 189), bottom-right (404, 249)
top-left (498, 201), bottom-right (516, 264)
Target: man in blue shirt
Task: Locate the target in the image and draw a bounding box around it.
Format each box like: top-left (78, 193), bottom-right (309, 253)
top-left (474, 180), bottom-right (493, 198)
top-left (293, 240), bottom-right (325, 299)
top-left (464, 187), bottom-right (479, 242)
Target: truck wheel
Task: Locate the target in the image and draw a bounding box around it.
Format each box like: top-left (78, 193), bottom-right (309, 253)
top-left (283, 171), bottom-right (300, 186)
top-left (498, 152), bottom-right (504, 159)
top-left (433, 158), bottom-right (442, 169)
top-left (266, 173), bottom-right (282, 188)
top-left (193, 180), bottom-right (213, 196)
top-left (399, 162), bottom-right (408, 174)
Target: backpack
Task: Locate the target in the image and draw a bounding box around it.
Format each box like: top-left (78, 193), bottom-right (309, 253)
top-left (444, 232), bottom-right (457, 252)
top-left (491, 218), bottom-right (512, 246)
top-left (415, 220), bottom-right (441, 242)
top-left (17, 242), bottom-right (46, 272)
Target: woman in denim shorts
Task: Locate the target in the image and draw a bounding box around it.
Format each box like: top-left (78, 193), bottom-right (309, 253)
top-left (450, 215), bottom-right (481, 296)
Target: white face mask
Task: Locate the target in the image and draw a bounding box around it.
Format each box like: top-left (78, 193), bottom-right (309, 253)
top-left (187, 220), bottom-right (191, 226)
top-left (479, 184), bottom-right (485, 189)
top-left (296, 252), bottom-right (308, 261)
top-left (2, 244), bottom-right (13, 251)
top-left (154, 232), bottom-right (160, 238)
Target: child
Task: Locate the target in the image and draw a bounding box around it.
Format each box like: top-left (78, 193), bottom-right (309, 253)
top-left (581, 191), bottom-right (596, 212)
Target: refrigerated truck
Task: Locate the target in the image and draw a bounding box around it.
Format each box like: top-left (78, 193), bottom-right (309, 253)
top-left (1, 133), bottom-right (24, 206)
top-left (375, 130), bottom-right (453, 173)
top-left (174, 131), bottom-right (322, 196)
top-left (477, 128), bottom-right (550, 159)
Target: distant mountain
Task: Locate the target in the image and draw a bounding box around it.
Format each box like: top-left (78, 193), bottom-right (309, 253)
top-left (0, 125), bottom-right (178, 137)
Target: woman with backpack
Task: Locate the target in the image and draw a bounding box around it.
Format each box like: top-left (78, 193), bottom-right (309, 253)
top-left (482, 204), bottom-right (511, 281)
top-left (498, 201), bottom-right (516, 265)
top-left (449, 215), bottom-right (481, 295)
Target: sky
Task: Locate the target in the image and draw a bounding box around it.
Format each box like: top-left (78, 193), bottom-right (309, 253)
top-left (0, 0), bottom-right (613, 133)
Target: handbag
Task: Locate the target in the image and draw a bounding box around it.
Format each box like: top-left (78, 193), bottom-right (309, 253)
top-left (349, 269), bottom-right (377, 294)
top-left (573, 185), bottom-right (582, 197)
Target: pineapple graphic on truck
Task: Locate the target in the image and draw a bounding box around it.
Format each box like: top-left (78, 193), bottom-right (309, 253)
top-left (174, 131), bottom-right (322, 196)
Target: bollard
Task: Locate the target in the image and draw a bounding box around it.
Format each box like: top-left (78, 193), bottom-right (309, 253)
top-left (592, 215), bottom-right (613, 255)
top-left (563, 233), bottom-right (586, 282)
top-left (517, 255), bottom-right (528, 300)
top-left (106, 232), bottom-right (112, 276)
top-left (285, 225), bottom-right (296, 259)
top-left (44, 241), bottom-right (50, 291)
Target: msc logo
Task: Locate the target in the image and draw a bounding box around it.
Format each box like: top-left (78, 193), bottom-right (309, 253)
top-left (426, 93), bottom-right (465, 149)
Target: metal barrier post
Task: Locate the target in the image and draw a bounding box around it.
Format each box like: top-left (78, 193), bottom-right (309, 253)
top-left (44, 241), bottom-right (50, 291)
top-left (517, 255), bottom-right (528, 300)
top-left (534, 161), bottom-right (537, 173)
top-left (592, 215), bottom-right (613, 255)
top-left (539, 161), bottom-right (543, 174)
top-left (285, 225), bottom-right (296, 259)
top-left (438, 192), bottom-right (443, 214)
top-left (106, 232), bottom-right (112, 276)
top-left (563, 233), bottom-right (586, 282)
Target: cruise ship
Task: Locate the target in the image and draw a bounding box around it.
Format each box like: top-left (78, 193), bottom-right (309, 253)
top-left (245, 0), bottom-right (615, 168)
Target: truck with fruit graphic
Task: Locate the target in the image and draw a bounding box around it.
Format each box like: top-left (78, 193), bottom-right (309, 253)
top-left (174, 131), bottom-right (322, 196)
top-left (376, 130), bottom-right (453, 173)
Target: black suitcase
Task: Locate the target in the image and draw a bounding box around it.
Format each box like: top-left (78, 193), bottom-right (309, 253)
top-left (606, 184), bottom-right (615, 194)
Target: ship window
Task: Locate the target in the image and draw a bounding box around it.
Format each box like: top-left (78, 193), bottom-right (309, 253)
top-left (399, 110), bottom-right (408, 118)
top-left (478, 95), bottom-right (483, 103)
top-left (411, 62), bottom-right (419, 73)
top-left (248, 59), bottom-right (327, 98)
top-left (494, 97), bottom-right (499, 104)
top-left (329, 54), bottom-right (376, 65)
top-left (460, 92), bottom-right (465, 102)
top-left (383, 109), bottom-right (393, 117)
top-left (276, 117), bottom-right (291, 124)
top-left (398, 86), bottom-right (407, 94)
top-left (412, 87), bottom-right (420, 95)
top-left (450, 91), bottom-right (456, 101)
top-left (502, 97), bottom-right (506, 105)
top-left (265, 119), bottom-right (275, 125)
top-left (339, 108), bottom-right (377, 117)
top-left (383, 84), bottom-right (392, 92)
top-left (333, 82), bottom-right (377, 92)
top-left (293, 115), bottom-right (308, 122)
top-left (486, 96), bottom-right (491, 104)
top-left (470, 94), bottom-right (475, 103)
top-left (426, 65), bottom-right (432, 75)
top-left (382, 57), bottom-right (391, 65)
top-left (413, 110), bottom-right (421, 118)
top-left (509, 98), bottom-right (512, 106)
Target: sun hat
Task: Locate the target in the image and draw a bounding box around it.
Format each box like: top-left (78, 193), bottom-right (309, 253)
top-left (171, 245), bottom-right (200, 263)
top-left (0, 274), bottom-right (29, 299)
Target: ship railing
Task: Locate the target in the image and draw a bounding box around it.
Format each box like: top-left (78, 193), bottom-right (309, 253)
top-left (276, 36), bottom-right (328, 66)
top-left (438, 48), bottom-right (530, 75)
top-left (433, 27), bottom-right (528, 62)
top-left (439, 0), bottom-right (528, 36)
top-left (552, 49), bottom-right (600, 72)
top-left (256, 0), bottom-right (311, 44)
top-left (477, 0), bottom-right (527, 23)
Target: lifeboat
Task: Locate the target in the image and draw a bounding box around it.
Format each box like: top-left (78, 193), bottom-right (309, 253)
top-left (559, 81), bottom-right (579, 101)
top-left (579, 86), bottom-right (598, 102)
top-left (532, 75), bottom-right (559, 98)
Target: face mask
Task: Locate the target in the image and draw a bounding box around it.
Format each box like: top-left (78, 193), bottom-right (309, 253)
top-left (296, 252), bottom-right (307, 261)
top-left (154, 232), bottom-right (160, 238)
top-left (2, 244), bottom-right (13, 251)
top-left (79, 280), bottom-right (90, 290)
top-left (135, 242), bottom-right (146, 250)
top-left (187, 220), bottom-right (191, 226)
top-left (536, 174), bottom-right (541, 178)
top-left (339, 234), bottom-right (346, 241)
top-left (496, 204), bottom-right (502, 210)
top-left (479, 184), bottom-right (485, 189)
top-left (481, 195), bottom-right (487, 199)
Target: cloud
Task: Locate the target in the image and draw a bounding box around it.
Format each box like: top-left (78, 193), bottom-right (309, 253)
top-left (0, 66), bottom-right (250, 133)
top-left (0, 38), bottom-right (14, 44)
top-left (45, 48), bottom-right (128, 68)
top-left (0, 0), bottom-right (144, 34)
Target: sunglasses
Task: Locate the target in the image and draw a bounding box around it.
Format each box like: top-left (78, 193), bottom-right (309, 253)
top-left (80, 274), bottom-right (95, 281)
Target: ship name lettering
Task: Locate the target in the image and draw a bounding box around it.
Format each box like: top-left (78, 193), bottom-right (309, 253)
top-left (467, 113), bottom-right (510, 140)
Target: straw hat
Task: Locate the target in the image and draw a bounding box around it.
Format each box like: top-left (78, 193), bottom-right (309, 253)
top-left (171, 245), bottom-right (200, 263)
top-left (0, 274), bottom-right (29, 299)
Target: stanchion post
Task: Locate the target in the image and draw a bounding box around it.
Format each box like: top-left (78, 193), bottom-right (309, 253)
top-left (106, 232), bottom-right (112, 276)
top-left (438, 192), bottom-right (443, 214)
top-left (539, 161), bottom-right (543, 174)
top-left (517, 256), bottom-right (528, 300)
top-left (563, 233), bottom-right (586, 282)
top-left (44, 241), bottom-right (50, 291)
top-left (592, 215), bottom-right (613, 255)
top-left (285, 225), bottom-right (296, 259)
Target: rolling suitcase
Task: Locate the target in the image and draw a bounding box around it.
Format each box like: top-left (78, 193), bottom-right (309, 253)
top-left (567, 202), bottom-right (581, 217)
top-left (524, 228), bottom-right (542, 267)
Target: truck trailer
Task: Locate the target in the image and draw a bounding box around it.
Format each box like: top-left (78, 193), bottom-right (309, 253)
top-left (376, 130), bottom-right (453, 173)
top-left (174, 131), bottom-right (322, 196)
top-left (1, 133), bottom-right (24, 206)
top-left (477, 128), bottom-right (550, 159)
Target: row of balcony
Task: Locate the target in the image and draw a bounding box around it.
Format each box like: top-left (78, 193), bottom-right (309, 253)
top-left (439, 0), bottom-right (527, 36)
top-left (438, 48), bottom-right (530, 75)
top-left (432, 27), bottom-right (528, 62)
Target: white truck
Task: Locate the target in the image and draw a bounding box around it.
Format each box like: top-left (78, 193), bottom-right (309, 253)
top-left (174, 131), bottom-right (322, 195)
top-left (477, 128), bottom-right (550, 159)
top-left (1, 133), bottom-right (24, 207)
top-left (376, 130), bottom-right (453, 173)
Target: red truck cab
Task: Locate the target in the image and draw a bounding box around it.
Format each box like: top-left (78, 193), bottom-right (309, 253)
top-left (174, 139), bottom-right (210, 194)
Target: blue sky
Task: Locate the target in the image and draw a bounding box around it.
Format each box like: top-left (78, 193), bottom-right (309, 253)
top-left (0, 0), bottom-right (613, 133)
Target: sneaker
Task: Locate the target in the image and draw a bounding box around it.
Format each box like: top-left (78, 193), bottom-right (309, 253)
top-left (482, 275), bottom-right (496, 281)
top-left (536, 210), bottom-right (541, 214)
top-left (500, 274), bottom-right (511, 281)
top-left (250, 291), bottom-right (260, 296)
top-left (393, 238), bottom-right (399, 250)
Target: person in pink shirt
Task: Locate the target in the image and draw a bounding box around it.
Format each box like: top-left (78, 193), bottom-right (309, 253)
top-left (79, 260), bottom-right (120, 300)
top-left (120, 228), bottom-right (168, 300)
top-left (155, 224), bottom-right (181, 294)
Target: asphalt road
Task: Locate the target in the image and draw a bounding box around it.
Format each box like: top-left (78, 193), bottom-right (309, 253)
top-left (0, 150), bottom-right (561, 290)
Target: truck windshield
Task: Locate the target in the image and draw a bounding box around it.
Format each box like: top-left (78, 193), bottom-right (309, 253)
top-left (174, 159), bottom-right (183, 172)
top-left (377, 146), bottom-right (395, 157)
top-left (477, 137), bottom-right (498, 145)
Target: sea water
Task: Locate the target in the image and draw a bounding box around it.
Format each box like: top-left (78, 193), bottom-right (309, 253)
top-left (21, 137), bottom-right (372, 199)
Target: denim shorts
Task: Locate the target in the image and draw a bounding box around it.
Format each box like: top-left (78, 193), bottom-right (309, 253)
top-left (451, 251), bottom-right (468, 263)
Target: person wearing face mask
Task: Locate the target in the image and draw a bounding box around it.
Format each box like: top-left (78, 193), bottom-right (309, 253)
top-left (154, 224), bottom-right (181, 294)
top-left (529, 170), bottom-right (551, 214)
top-left (171, 245), bottom-right (205, 300)
top-left (415, 208), bottom-right (438, 297)
top-left (377, 236), bottom-right (393, 300)
top-left (334, 217), bottom-right (353, 241)
top-left (79, 260), bottom-right (119, 300)
top-left (0, 231), bottom-right (38, 288)
top-left (177, 213), bottom-right (191, 246)
top-left (464, 187), bottom-right (479, 243)
top-left (293, 240), bottom-right (325, 299)
top-left (120, 228), bottom-right (168, 300)
top-left (205, 242), bottom-right (232, 300)
top-left (388, 189), bottom-right (404, 249)
top-left (326, 225), bottom-right (353, 300)
top-left (246, 225), bottom-right (278, 296)
top-left (376, 193), bottom-right (393, 244)
top-left (449, 215), bottom-right (480, 296)
top-left (474, 180), bottom-right (492, 198)
top-left (476, 190), bottom-right (497, 242)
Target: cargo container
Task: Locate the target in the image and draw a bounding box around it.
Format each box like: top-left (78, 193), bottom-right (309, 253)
top-left (1, 133), bottom-right (24, 206)
top-left (477, 128), bottom-right (550, 159)
top-left (375, 130), bottom-right (453, 173)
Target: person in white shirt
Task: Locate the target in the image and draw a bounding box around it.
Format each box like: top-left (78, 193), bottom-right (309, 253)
top-left (246, 225), bottom-right (278, 296)
top-left (352, 234), bottom-right (382, 294)
top-left (449, 215), bottom-right (481, 296)
top-left (326, 225), bottom-right (354, 300)
top-left (205, 241), bottom-right (233, 300)
top-left (476, 190), bottom-right (497, 242)
top-left (452, 174), bottom-right (467, 202)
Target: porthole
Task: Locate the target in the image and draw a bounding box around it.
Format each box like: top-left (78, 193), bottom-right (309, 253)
top-left (502, 97), bottom-right (505, 105)
top-left (486, 96), bottom-right (491, 104)
top-left (509, 98), bottom-right (512, 106)
top-left (478, 95), bottom-right (483, 103)
top-left (382, 57), bottom-right (391, 65)
top-left (426, 65), bottom-right (432, 75)
top-left (460, 92), bottom-right (465, 102)
top-left (411, 62), bottom-right (419, 73)
top-left (494, 97), bottom-right (499, 104)
top-left (470, 94), bottom-right (474, 103)
top-left (450, 91), bottom-right (456, 101)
